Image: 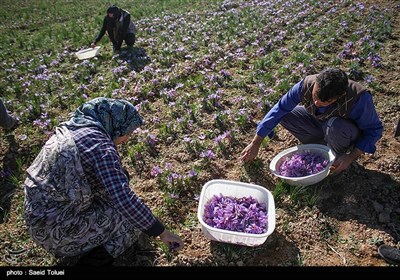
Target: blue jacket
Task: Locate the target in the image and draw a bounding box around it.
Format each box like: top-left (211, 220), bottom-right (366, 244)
top-left (256, 79), bottom-right (383, 154)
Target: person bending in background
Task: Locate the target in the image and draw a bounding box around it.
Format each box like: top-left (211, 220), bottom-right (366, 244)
top-left (92, 5), bottom-right (137, 53)
top-left (24, 97), bottom-right (183, 266)
top-left (240, 68), bottom-right (383, 174)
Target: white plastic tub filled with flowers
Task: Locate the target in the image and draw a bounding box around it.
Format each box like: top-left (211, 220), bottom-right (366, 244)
top-left (269, 144), bottom-right (336, 186)
top-left (197, 179), bottom-right (275, 246)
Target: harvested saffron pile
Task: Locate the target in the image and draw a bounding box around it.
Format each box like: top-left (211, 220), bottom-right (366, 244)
top-left (203, 194), bottom-right (267, 234)
top-left (279, 151), bottom-right (329, 177)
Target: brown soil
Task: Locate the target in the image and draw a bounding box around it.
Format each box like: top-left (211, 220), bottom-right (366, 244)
top-left (118, 3), bottom-right (400, 266)
top-left (118, 2), bottom-right (400, 266)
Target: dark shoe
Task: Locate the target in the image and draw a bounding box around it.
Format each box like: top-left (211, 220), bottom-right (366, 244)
top-left (75, 246), bottom-right (115, 266)
top-left (395, 118), bottom-right (400, 138)
top-left (113, 45), bottom-right (121, 53)
top-left (3, 117), bottom-right (18, 132)
top-left (378, 245), bottom-right (400, 265)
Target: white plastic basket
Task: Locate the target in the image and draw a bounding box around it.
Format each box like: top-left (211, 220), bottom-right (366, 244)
top-left (75, 46), bottom-right (101, 60)
top-left (197, 179), bottom-right (275, 247)
top-left (269, 144), bottom-right (336, 186)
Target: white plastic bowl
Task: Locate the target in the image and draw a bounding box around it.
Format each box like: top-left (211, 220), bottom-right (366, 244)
top-left (197, 179), bottom-right (275, 247)
top-left (75, 46), bottom-right (101, 60)
top-left (269, 144), bottom-right (335, 186)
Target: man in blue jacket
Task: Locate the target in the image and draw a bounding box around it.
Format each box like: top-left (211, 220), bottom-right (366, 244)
top-left (240, 68), bottom-right (383, 174)
top-left (92, 5), bottom-right (136, 52)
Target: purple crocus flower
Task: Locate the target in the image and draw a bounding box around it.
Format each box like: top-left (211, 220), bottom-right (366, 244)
top-left (188, 170), bottom-right (197, 178)
top-left (150, 165), bottom-right (163, 177)
top-left (200, 150), bottom-right (215, 159)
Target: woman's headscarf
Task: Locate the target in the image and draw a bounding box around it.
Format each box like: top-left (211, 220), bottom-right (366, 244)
top-left (63, 97), bottom-right (143, 140)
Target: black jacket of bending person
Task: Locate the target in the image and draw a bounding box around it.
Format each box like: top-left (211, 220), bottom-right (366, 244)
top-left (94, 6), bottom-right (136, 51)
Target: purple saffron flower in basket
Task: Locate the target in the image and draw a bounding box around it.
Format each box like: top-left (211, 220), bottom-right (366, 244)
top-left (279, 151), bottom-right (328, 177)
top-left (203, 194), bottom-right (268, 234)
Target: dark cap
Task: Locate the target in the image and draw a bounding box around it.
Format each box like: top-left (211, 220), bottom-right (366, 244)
top-left (107, 5), bottom-right (119, 15)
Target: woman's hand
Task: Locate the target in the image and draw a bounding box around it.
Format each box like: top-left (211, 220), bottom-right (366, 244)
top-left (159, 229), bottom-right (184, 252)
